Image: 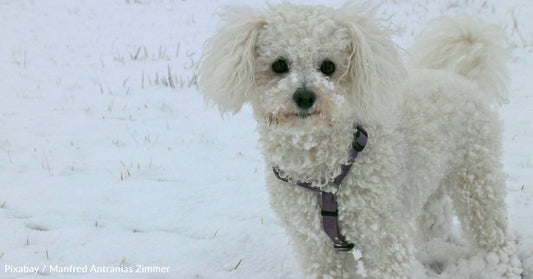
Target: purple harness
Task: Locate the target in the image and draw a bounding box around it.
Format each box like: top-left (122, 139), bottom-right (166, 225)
top-left (273, 126), bottom-right (368, 252)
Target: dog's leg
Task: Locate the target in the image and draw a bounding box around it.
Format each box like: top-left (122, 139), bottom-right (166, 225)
top-left (341, 189), bottom-right (416, 279)
top-left (448, 147), bottom-right (522, 278)
top-left (418, 185), bottom-right (453, 243)
top-left (415, 185), bottom-right (455, 274)
top-left (287, 226), bottom-right (362, 279)
top-left (267, 176), bottom-right (361, 279)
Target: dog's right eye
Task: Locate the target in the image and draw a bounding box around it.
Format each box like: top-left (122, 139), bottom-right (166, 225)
top-left (272, 59), bottom-right (289, 74)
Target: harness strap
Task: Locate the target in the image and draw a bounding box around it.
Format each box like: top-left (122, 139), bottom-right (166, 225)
top-left (272, 126), bottom-right (367, 252)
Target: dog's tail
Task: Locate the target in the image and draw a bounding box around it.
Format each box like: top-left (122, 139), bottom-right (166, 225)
top-left (410, 16), bottom-right (510, 104)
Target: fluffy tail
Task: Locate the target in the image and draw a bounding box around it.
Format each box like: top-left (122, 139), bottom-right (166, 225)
top-left (410, 16), bottom-right (510, 104)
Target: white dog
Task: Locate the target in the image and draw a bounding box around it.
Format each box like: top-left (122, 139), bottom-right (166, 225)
top-left (199, 3), bottom-right (523, 278)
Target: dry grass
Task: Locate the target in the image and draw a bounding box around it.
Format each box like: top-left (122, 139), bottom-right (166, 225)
top-left (112, 42), bottom-right (199, 90)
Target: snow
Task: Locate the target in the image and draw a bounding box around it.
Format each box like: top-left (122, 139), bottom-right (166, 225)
top-left (0, 0), bottom-right (531, 278)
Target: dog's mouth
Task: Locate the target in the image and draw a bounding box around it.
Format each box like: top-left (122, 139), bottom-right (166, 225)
top-left (292, 111), bottom-right (317, 119)
top-left (267, 109), bottom-right (321, 125)
top-left (288, 108), bottom-right (320, 119)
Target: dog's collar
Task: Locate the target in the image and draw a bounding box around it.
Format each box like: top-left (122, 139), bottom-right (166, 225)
top-left (272, 125), bottom-right (368, 251)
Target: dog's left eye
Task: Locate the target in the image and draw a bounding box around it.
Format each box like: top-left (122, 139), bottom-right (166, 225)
top-left (320, 60), bottom-right (335, 76)
top-left (272, 59), bottom-right (289, 74)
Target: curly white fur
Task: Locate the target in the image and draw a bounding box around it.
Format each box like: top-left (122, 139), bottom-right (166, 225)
top-left (199, 3), bottom-right (522, 279)
top-left (409, 15), bottom-right (510, 105)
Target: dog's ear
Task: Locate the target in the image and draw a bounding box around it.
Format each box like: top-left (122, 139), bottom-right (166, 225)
top-left (198, 7), bottom-right (265, 115)
top-left (336, 4), bottom-right (405, 120)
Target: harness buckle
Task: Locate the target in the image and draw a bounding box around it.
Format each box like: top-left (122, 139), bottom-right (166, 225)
top-left (334, 243), bottom-right (355, 252)
top-left (321, 210), bottom-right (338, 217)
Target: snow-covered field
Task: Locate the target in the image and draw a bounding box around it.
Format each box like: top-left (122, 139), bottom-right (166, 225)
top-left (0, 0), bottom-right (531, 278)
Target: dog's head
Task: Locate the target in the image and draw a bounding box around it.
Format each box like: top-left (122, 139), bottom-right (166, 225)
top-left (199, 3), bottom-right (404, 131)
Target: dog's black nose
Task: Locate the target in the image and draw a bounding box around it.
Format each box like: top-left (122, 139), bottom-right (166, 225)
top-left (292, 88), bottom-right (316, 110)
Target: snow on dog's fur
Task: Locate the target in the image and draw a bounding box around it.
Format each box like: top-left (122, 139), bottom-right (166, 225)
top-left (199, 3), bottom-right (523, 278)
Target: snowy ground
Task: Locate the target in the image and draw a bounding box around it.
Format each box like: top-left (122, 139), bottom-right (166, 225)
top-left (0, 0), bottom-right (531, 278)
